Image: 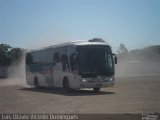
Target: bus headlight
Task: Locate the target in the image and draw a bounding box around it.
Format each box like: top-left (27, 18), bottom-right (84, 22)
top-left (109, 77), bottom-right (113, 81)
top-left (109, 76), bottom-right (115, 82)
top-left (82, 79), bottom-right (87, 83)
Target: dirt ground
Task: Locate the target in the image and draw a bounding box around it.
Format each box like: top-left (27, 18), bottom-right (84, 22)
top-left (0, 75), bottom-right (160, 114)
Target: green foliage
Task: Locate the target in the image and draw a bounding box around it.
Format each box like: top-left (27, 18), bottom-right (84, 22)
top-left (10, 48), bottom-right (23, 64)
top-left (0, 44), bottom-right (12, 65)
top-left (0, 44), bottom-right (23, 66)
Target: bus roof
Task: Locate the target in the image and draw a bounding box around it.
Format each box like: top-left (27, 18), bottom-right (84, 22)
top-left (71, 40), bottom-right (108, 46)
top-left (28, 40), bottom-right (109, 53)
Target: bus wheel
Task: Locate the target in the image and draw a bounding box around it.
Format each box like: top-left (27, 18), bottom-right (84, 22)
top-left (63, 78), bottom-right (71, 92)
top-left (93, 88), bottom-right (100, 92)
top-left (34, 77), bottom-right (39, 88)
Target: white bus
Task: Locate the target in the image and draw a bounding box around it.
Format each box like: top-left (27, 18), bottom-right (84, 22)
top-left (25, 38), bottom-right (117, 92)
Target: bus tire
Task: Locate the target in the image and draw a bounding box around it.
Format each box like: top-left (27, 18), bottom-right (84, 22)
top-left (63, 78), bottom-right (71, 92)
top-left (34, 76), bottom-right (39, 88)
top-left (93, 88), bottom-right (100, 92)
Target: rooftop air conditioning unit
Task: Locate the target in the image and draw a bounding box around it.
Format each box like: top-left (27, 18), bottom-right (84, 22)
top-left (88, 38), bottom-right (106, 43)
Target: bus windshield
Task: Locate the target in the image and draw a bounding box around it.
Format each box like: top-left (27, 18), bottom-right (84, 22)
top-left (77, 45), bottom-right (114, 77)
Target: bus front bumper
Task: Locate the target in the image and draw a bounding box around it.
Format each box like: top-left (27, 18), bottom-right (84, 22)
top-left (80, 77), bottom-right (115, 88)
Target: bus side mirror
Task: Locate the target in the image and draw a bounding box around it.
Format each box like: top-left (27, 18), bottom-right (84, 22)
top-left (112, 53), bottom-right (117, 64)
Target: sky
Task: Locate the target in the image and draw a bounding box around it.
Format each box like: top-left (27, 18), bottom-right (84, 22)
top-left (0, 0), bottom-right (160, 51)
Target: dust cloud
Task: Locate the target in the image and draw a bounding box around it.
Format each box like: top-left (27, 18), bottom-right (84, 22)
top-left (115, 45), bottom-right (160, 77)
top-left (115, 60), bottom-right (160, 77)
top-left (0, 54), bottom-right (27, 87)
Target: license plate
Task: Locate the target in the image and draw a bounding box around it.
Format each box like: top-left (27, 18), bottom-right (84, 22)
top-left (96, 83), bottom-right (102, 87)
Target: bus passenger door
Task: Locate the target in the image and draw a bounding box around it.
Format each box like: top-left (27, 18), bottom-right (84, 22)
top-left (53, 63), bottom-right (63, 87)
top-left (44, 63), bottom-right (54, 87)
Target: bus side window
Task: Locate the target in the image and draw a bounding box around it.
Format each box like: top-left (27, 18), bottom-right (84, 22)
top-left (54, 52), bottom-right (60, 63)
top-left (61, 54), bottom-right (68, 71)
top-left (70, 53), bottom-right (78, 72)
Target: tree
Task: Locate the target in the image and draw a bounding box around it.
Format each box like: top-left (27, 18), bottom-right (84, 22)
top-left (0, 44), bottom-right (23, 66)
top-left (117, 43), bottom-right (128, 54)
top-left (0, 44), bottom-right (12, 65)
top-left (117, 45), bottom-right (160, 61)
top-left (10, 48), bottom-right (23, 64)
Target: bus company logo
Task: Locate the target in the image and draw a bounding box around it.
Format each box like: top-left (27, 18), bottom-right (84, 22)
top-left (43, 67), bottom-right (53, 75)
top-left (142, 113), bottom-right (159, 120)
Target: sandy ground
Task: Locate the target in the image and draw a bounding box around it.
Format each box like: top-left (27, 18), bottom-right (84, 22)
top-left (0, 75), bottom-right (160, 114)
